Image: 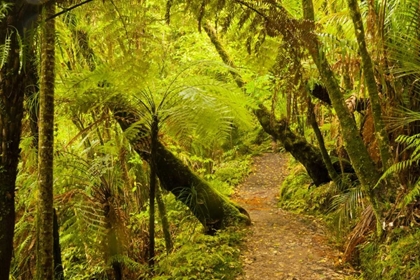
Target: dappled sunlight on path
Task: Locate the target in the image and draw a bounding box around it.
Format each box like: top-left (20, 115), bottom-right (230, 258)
top-left (233, 153), bottom-right (350, 280)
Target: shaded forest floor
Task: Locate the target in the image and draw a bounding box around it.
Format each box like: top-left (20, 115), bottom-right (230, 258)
top-left (233, 153), bottom-right (355, 280)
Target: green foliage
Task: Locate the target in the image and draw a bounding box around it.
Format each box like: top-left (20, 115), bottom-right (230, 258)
top-left (360, 229), bottom-right (420, 280)
top-left (278, 164), bottom-right (312, 213)
top-left (277, 159), bottom-right (364, 242)
top-left (0, 28), bottom-right (11, 69)
top-left (0, 2), bottom-right (11, 21)
top-left (376, 130), bottom-right (420, 207)
top-left (212, 154), bottom-right (251, 191)
top-left (153, 227), bottom-right (244, 279)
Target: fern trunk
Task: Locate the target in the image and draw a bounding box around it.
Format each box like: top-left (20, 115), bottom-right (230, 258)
top-left (156, 184), bottom-right (173, 254)
top-left (53, 209), bottom-right (64, 280)
top-left (37, 2), bottom-right (56, 279)
top-left (113, 110), bottom-right (250, 233)
top-left (0, 2), bottom-right (34, 278)
top-left (103, 195), bottom-right (123, 280)
top-left (148, 115), bottom-right (158, 267)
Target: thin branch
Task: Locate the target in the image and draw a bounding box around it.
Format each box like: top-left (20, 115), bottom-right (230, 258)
top-left (46, 0), bottom-right (94, 21)
top-left (233, 0), bottom-right (269, 21)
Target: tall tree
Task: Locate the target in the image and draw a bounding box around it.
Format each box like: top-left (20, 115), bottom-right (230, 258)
top-left (346, 0), bottom-right (392, 169)
top-left (36, 1), bottom-right (56, 279)
top-left (301, 0), bottom-right (382, 204)
top-left (0, 1), bottom-right (39, 277)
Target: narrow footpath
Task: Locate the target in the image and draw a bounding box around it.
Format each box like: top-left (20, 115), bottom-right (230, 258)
top-left (233, 153), bottom-right (351, 280)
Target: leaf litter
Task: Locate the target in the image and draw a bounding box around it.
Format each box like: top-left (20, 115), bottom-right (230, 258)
top-left (233, 153), bottom-right (355, 280)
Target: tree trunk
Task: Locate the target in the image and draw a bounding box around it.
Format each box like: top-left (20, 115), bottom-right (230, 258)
top-left (301, 0), bottom-right (381, 198)
top-left (204, 22), bottom-right (332, 186)
top-left (148, 115), bottom-right (158, 267)
top-left (156, 184), bottom-right (173, 254)
top-left (37, 2), bottom-right (56, 279)
top-left (103, 196), bottom-right (122, 280)
top-left (254, 105), bottom-right (331, 186)
top-left (53, 209), bottom-right (64, 280)
top-left (307, 99), bottom-right (340, 184)
top-left (0, 2), bottom-right (36, 278)
top-left (346, 0), bottom-right (392, 170)
top-left (112, 109), bottom-right (250, 233)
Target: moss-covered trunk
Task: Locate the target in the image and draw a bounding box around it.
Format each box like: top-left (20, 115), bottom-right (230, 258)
top-left (113, 110), bottom-right (250, 233)
top-left (346, 0), bottom-right (392, 170)
top-left (36, 2), bottom-right (56, 279)
top-left (302, 0), bottom-right (381, 198)
top-left (204, 22), bottom-right (331, 186)
top-left (155, 141), bottom-right (250, 231)
top-left (254, 105), bottom-right (331, 186)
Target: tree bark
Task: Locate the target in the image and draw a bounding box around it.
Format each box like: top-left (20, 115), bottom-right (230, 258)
top-left (346, 0), bottom-right (392, 170)
top-left (204, 21), bottom-right (333, 186)
top-left (156, 184), bottom-right (173, 254)
top-left (301, 0), bottom-right (381, 198)
top-left (37, 2), bottom-right (55, 279)
top-left (307, 99), bottom-right (340, 184)
top-left (112, 109), bottom-right (250, 233)
top-left (0, 2), bottom-right (37, 278)
top-left (254, 105), bottom-right (331, 186)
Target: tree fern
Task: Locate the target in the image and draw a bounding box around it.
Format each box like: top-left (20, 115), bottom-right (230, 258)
top-left (376, 132), bottom-right (420, 187)
top-left (373, 129), bottom-right (420, 208)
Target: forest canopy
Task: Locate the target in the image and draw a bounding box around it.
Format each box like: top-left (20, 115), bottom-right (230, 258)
top-left (2, 0), bottom-right (420, 279)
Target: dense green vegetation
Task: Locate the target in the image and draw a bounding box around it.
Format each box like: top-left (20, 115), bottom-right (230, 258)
top-left (2, 0), bottom-right (420, 279)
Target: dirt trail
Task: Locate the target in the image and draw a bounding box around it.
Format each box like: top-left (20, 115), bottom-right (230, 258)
top-left (233, 153), bottom-right (350, 280)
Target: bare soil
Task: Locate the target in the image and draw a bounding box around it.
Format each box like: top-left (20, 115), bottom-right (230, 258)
top-left (233, 153), bottom-right (352, 280)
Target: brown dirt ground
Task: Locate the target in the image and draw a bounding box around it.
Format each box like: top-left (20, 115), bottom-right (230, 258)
top-left (233, 153), bottom-right (353, 280)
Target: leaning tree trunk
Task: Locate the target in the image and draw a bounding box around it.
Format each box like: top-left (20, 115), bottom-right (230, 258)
top-left (0, 2), bottom-right (38, 278)
top-left (254, 105), bottom-right (331, 186)
top-left (36, 2), bottom-right (56, 279)
top-left (204, 22), bottom-right (332, 186)
top-left (112, 109), bottom-right (250, 233)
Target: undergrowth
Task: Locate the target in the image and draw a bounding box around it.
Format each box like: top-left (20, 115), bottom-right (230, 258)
top-left (153, 226), bottom-right (245, 279)
top-left (359, 229), bottom-right (420, 280)
top-left (278, 160), bottom-right (328, 214)
top-left (278, 158), bottom-right (420, 280)
top-left (149, 149), bottom-right (252, 279)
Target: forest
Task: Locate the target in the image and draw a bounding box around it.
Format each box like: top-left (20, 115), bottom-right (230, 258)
top-left (1, 0), bottom-right (420, 279)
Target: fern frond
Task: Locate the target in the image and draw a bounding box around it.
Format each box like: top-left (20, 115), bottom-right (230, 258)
top-left (0, 2), bottom-right (12, 21)
top-left (400, 180), bottom-right (420, 208)
top-left (330, 186), bottom-right (365, 229)
top-left (0, 31), bottom-right (12, 69)
top-left (376, 159), bottom-right (416, 189)
top-left (375, 130), bottom-right (420, 188)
